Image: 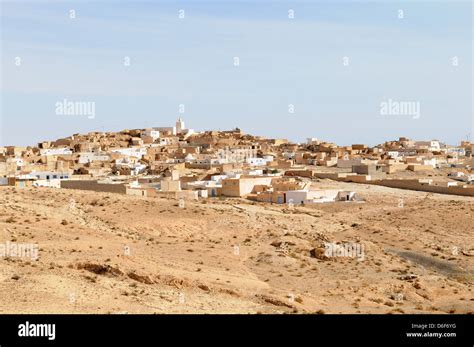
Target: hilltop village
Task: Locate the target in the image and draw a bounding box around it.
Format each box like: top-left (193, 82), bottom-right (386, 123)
top-left (1, 119), bottom-right (474, 315)
top-left (2, 118), bottom-right (474, 202)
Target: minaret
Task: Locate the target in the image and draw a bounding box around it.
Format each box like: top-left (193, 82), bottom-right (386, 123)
top-left (176, 117), bottom-right (185, 134)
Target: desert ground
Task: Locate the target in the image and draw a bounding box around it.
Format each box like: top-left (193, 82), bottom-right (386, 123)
top-left (0, 181), bottom-right (473, 314)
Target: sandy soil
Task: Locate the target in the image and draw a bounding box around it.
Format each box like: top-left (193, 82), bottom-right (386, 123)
top-left (0, 182), bottom-right (473, 314)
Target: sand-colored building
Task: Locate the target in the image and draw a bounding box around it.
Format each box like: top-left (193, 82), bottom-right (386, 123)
top-left (221, 176), bottom-right (273, 197)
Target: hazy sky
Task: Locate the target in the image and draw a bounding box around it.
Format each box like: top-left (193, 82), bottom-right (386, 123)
top-left (1, 0), bottom-right (472, 147)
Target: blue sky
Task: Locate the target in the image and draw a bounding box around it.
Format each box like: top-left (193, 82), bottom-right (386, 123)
top-left (1, 0), bottom-right (472, 147)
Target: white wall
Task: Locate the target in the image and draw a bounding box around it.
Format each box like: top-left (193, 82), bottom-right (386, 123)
top-left (285, 190), bottom-right (308, 204)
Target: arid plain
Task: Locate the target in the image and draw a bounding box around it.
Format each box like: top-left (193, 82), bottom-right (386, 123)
top-left (0, 181), bottom-right (473, 314)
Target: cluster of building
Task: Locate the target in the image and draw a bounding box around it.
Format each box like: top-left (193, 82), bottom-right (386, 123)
top-left (1, 119), bottom-right (474, 202)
